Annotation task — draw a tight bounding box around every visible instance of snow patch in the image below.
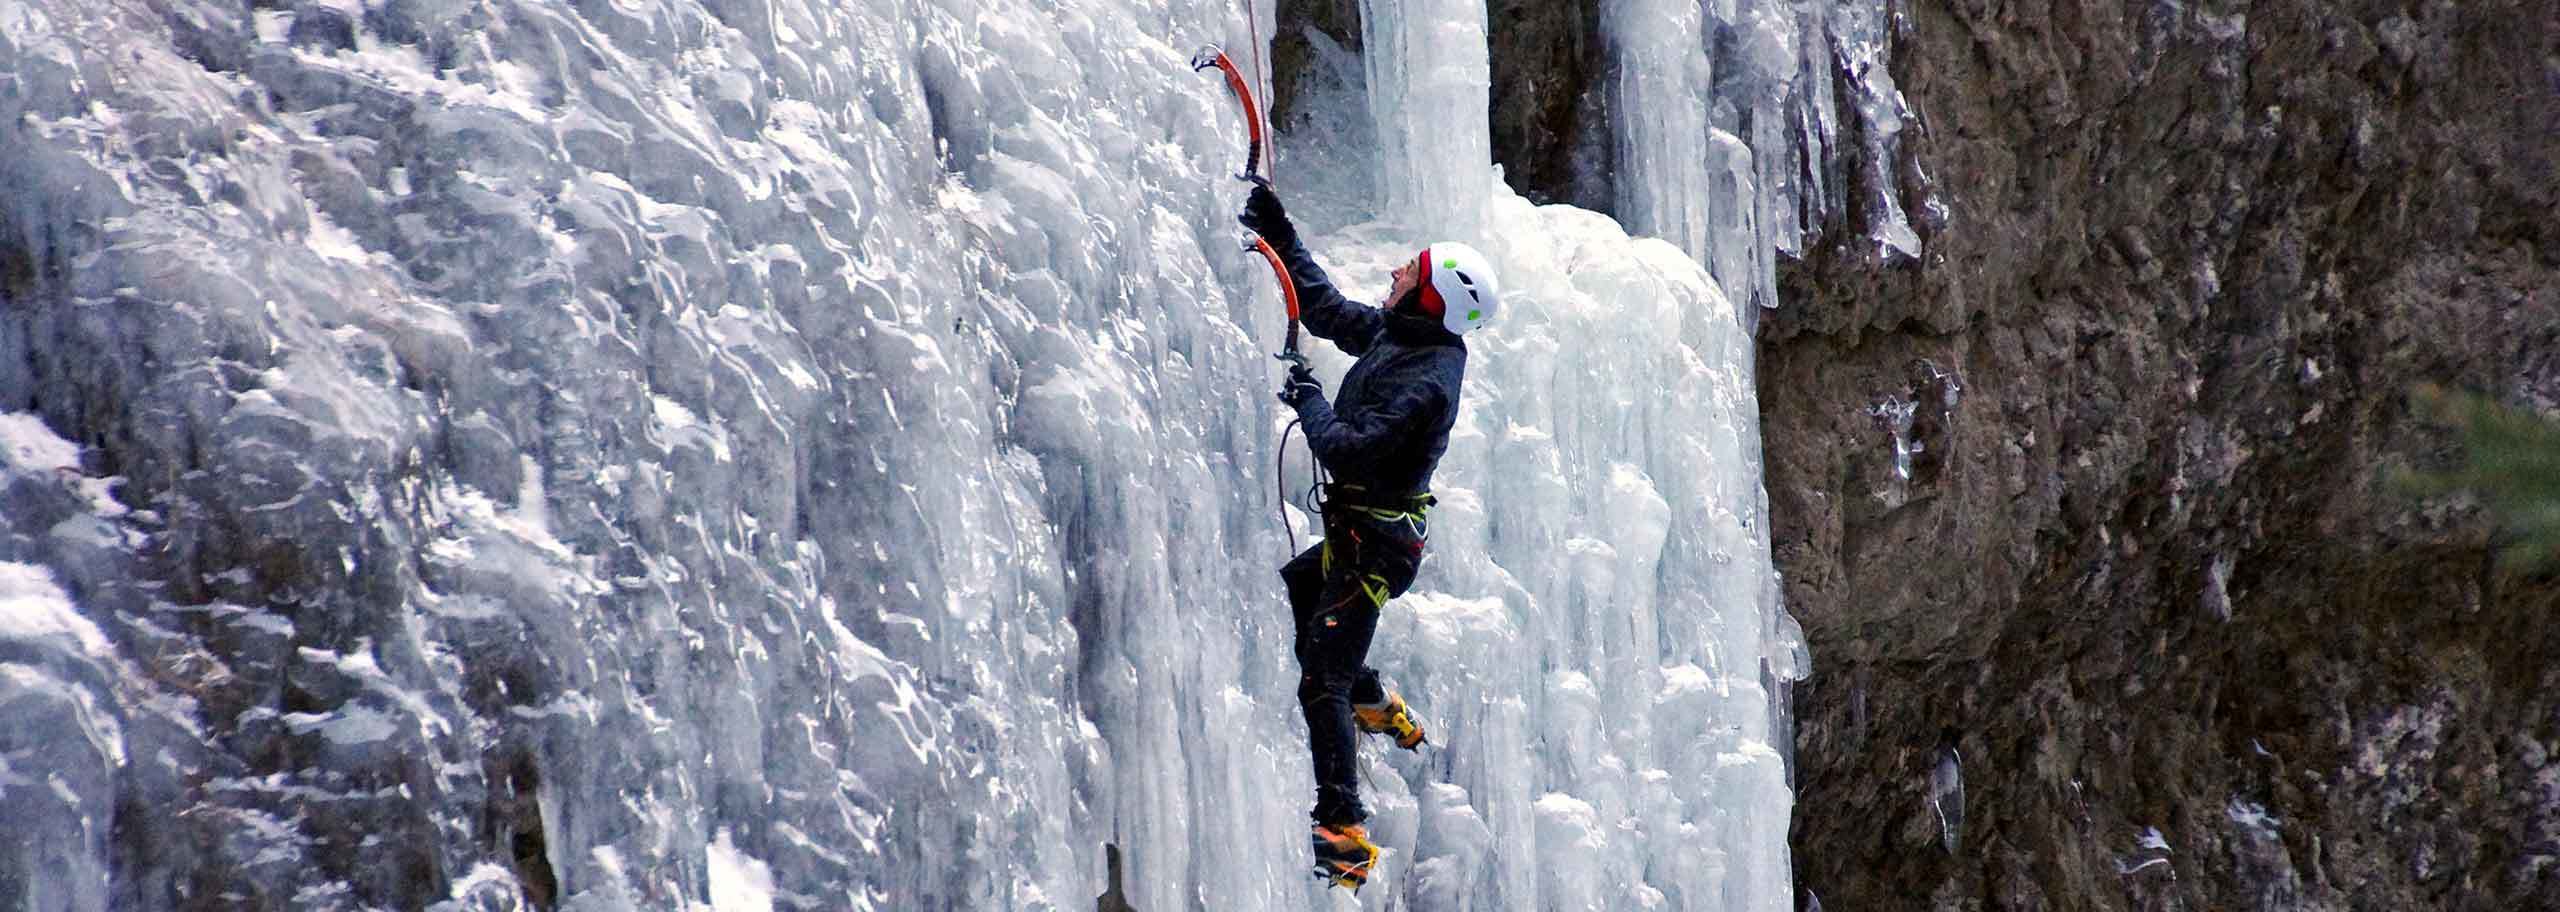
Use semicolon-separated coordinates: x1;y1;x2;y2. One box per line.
0;412;79;472
2226;799;2280;830
441;863;519;903
0;562;110;657
2137;826;2171;852
304;207;382;265
282;704;400;746
705;830;776;912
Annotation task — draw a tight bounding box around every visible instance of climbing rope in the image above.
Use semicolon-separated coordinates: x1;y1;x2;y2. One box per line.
1244;0;1274;181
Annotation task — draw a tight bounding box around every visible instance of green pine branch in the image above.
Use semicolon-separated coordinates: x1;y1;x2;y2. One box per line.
2402;384;2560;572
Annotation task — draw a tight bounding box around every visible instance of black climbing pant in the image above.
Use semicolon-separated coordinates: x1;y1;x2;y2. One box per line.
1280;495;1429;826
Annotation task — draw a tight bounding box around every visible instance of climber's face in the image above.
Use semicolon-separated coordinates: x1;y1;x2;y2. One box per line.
1386;256;1419;307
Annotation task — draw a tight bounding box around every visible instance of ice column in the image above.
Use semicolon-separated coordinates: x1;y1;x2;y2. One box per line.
1605;0;1772;322
1606;0;1714;260
1608;0;1787;328
1362;0;1494;239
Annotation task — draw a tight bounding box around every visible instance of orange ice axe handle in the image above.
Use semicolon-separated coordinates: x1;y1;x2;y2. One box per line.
1240;231;1300;355
1192;45;1269;183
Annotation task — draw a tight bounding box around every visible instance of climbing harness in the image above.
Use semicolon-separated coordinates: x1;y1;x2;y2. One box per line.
1313;483;1432;612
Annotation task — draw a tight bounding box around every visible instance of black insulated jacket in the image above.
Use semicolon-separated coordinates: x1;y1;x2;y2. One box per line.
1269;230;1469;499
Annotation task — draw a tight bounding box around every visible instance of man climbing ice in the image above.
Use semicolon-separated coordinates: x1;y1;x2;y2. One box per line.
1238;183;1501;890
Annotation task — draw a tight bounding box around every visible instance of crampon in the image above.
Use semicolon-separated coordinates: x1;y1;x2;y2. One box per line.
1310;822;1379;890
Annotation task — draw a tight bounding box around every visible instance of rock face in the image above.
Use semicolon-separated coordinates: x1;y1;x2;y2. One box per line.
1466;0;2560;907
1478;0;1610;212
1745;0;2560;909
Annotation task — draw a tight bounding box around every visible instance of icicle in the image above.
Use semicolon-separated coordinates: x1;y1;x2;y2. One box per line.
1360;0;1493;239
1605;0;1714;258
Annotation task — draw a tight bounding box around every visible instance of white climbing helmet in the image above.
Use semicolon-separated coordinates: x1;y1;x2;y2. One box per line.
1414;241;1500;335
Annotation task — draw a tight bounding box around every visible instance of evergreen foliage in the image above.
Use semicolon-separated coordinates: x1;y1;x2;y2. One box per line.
2403;385;2560;571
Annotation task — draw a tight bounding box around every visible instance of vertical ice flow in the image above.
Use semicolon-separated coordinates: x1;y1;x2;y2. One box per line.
1607;0;1714;267
0;0;1881;908
1362;0;1495;240
1329;1;1807;908
1830;0;1926;260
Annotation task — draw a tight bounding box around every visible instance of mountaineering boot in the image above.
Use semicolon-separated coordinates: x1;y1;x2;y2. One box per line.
1353;693;1426;750
1311;822;1380;890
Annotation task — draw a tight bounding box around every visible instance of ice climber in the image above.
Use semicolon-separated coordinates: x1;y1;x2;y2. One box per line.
1239;183;1502;890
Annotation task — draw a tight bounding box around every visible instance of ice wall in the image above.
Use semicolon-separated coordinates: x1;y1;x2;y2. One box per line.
2;0;1799;910
1321;1;1801;908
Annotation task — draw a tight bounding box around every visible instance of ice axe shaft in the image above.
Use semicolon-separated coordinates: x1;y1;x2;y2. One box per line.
1238;231;1300;355
1192;45;1270;184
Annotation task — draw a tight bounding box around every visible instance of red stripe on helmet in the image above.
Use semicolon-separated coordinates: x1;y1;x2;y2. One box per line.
1415;248;1445;317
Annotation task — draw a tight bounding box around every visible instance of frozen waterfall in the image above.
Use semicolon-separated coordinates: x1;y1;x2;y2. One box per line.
1609;0;1930;330
0;0;1902;908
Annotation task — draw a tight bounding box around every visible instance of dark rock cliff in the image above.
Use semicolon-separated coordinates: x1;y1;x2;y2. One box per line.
1761;0;2559;908
1440;0;2559;907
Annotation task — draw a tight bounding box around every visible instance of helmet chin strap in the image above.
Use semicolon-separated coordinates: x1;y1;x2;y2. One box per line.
1384;286;1425;316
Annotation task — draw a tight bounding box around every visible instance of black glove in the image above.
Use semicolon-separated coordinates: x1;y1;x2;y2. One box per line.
1238;182;1294;241
1276;351;1322;407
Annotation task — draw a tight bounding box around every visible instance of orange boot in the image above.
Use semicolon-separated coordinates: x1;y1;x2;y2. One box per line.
1353;693;1427;750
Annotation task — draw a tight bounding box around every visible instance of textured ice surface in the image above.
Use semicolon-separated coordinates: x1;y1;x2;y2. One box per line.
0;0;1821;909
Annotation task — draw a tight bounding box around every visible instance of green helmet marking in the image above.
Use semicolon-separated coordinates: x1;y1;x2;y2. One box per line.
1467;308;1482;321
1442;258;1458;268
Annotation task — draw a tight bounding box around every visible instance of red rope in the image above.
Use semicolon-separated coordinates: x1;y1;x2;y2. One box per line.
1244;0;1273;184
